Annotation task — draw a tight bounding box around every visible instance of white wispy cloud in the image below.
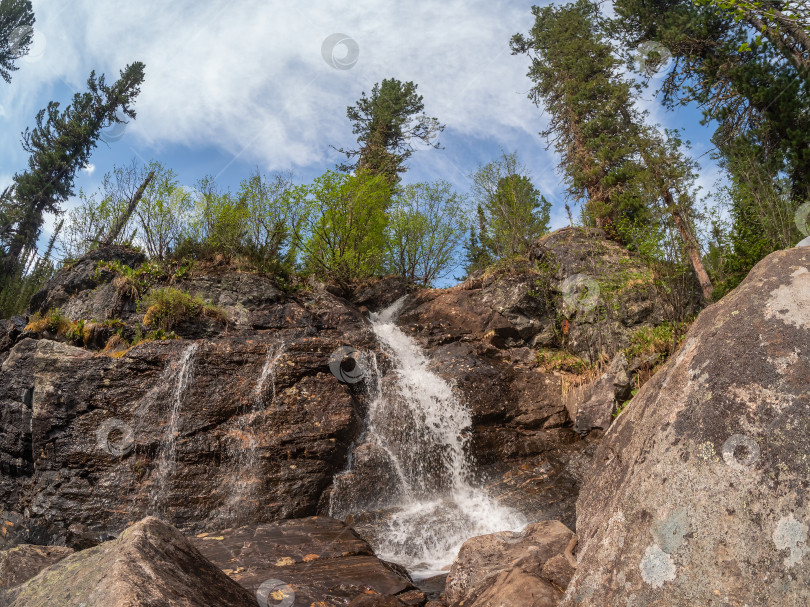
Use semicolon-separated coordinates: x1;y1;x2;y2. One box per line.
3;0;548;175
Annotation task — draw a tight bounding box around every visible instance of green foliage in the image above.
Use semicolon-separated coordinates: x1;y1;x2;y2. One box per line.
1;62;146;266
338;78;444;184
287;170;391;287
384;180;467;286
140;287;227;331
236;170;299;270
0;0;34;83
511;2;651;233
25;307;70;335
611;0;810;257
468;151;551;271
135;161;192;259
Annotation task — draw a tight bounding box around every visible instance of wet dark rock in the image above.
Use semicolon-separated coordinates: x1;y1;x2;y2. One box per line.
0;544;73;588
351;276;414;312
561;248;810;606
0;328;376;548
190;516;416;606
0;517;256;607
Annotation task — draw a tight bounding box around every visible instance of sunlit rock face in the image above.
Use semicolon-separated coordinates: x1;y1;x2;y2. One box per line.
561;247;810;606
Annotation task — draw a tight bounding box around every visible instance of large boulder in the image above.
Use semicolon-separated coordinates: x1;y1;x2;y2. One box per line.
28;245;146;317
0;517;257;607
0;544;73;588
444;520;576;607
190;517;417;606
561;248;810;605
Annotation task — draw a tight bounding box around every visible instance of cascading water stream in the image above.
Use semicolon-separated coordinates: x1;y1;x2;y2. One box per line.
215;340;286;524
331;297;526;578
150;341;199;513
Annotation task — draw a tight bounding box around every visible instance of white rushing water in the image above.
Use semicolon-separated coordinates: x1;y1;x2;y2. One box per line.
332;297;526;578
150;341;199;513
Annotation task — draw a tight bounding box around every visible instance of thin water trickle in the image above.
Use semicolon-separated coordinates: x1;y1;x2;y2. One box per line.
331;297;526;578
150;341;199;514
215;340;286;525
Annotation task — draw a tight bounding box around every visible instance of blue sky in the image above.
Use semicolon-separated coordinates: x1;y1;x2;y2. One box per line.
1;0;724;278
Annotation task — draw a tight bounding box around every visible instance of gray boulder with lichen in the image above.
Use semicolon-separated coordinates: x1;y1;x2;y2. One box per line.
561;247;810;606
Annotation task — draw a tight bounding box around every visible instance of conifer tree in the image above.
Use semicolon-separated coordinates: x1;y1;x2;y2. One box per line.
338;79;444;185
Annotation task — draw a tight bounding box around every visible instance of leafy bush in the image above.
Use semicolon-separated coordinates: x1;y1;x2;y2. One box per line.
287;170;391;287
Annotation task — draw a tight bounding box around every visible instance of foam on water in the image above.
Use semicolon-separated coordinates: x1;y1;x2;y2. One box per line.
334;297;526;578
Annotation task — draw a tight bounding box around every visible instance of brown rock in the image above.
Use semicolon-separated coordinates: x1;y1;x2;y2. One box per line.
444;520;574;606
561;248;810;605
191;517;415;606
0;517;256;607
564;352;630;434
0;544;73;588
348;593;408;607
463;566;562;607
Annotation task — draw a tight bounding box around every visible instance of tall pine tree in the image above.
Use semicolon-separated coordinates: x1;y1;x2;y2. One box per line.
512;0;714;297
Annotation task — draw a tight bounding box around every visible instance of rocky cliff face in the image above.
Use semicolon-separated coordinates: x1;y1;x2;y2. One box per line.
0;226;714;605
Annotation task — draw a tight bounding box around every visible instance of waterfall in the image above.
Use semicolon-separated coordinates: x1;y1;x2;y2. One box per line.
150;341;199;513
214;340;286;525
331;297;525;578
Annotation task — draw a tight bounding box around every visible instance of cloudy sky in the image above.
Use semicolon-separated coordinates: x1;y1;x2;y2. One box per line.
1;0;723;270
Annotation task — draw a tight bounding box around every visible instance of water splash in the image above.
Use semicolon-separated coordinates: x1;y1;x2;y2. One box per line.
150;341;199;513
331;297;525;578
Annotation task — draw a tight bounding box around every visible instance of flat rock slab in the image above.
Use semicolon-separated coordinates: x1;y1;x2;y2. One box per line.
0;517;256;607
562;248;810;605
191;516;415;606
0;544;73;588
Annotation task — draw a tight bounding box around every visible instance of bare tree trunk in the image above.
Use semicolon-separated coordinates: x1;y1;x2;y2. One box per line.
99;170;155;247
667;195;714;300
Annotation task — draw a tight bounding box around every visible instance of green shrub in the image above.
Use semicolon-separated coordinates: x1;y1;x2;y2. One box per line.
140;287;227;331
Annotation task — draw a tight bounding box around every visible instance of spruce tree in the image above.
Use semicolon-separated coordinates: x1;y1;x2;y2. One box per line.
512;0;714;297
0;0;34;83
1;62;146;268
